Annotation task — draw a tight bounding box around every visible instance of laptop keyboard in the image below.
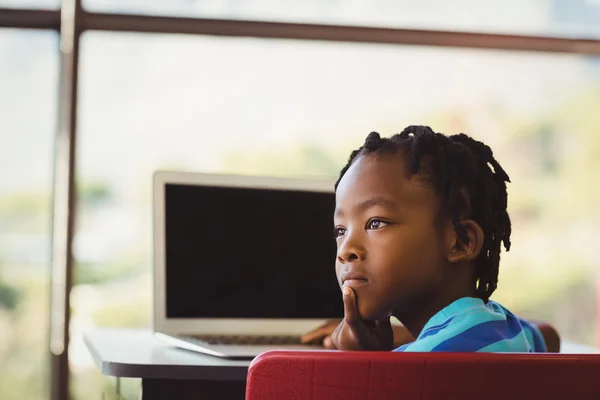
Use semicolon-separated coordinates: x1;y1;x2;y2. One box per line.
183;334;303;346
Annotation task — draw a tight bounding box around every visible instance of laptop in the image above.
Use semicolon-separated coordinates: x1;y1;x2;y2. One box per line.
153;171;343;359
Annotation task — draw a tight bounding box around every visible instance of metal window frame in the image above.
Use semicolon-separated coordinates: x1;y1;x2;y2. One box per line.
1;4;600;400
3;7;600;53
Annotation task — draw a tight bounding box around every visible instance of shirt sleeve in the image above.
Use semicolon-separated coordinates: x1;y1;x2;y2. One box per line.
519;318;548;352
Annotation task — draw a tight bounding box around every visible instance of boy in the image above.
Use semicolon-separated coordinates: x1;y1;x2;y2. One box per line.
303;125;550;352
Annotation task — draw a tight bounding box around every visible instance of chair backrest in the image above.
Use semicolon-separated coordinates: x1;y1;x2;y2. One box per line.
246;351;600;400
535;321;561;352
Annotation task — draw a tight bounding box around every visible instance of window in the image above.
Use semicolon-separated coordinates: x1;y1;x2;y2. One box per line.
82;0;600;39
0;28;58;400
0;0;59;9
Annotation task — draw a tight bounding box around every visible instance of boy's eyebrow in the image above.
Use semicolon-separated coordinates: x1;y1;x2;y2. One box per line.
356;197;398;213
335;197;397;218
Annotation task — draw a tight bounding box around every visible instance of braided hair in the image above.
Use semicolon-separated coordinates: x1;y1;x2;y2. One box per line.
335;125;511;302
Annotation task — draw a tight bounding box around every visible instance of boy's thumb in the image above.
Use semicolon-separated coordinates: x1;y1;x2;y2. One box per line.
342;287;359;326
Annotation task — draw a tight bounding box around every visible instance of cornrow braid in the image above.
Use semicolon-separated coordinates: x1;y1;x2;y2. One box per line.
335;125;512;302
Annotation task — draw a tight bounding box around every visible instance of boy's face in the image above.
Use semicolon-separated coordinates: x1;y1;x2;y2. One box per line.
334;152;452;322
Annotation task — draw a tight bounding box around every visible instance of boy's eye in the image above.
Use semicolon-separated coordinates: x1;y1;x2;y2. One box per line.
334;227;346;237
367;219;388;230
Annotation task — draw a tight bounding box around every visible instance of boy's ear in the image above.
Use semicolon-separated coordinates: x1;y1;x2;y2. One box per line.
447;220;484;264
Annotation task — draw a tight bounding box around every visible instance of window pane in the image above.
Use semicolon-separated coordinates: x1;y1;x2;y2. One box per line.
0;28;58;400
83;0;600;39
72;31;600;397
0;0;59;9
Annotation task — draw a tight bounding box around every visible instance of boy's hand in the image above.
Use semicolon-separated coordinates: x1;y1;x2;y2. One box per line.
331;287;394;351
301;319;341;349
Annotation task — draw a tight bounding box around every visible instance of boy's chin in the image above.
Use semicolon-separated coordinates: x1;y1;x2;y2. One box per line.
358;304;391;322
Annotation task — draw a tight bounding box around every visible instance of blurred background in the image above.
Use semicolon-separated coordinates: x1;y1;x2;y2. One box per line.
1;0;600;399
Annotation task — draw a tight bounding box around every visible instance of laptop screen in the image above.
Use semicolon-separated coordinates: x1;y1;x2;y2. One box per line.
165;182;343;319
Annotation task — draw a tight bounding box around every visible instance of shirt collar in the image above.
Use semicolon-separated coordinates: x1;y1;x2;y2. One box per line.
417;297;485;339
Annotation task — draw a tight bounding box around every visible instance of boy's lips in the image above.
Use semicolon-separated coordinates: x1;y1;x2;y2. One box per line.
341;272;369;288
343;279;369;288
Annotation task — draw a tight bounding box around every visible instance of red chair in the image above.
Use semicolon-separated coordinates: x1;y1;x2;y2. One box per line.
246;350;600;400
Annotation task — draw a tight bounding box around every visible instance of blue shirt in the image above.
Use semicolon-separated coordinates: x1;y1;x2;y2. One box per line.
394;297;547;353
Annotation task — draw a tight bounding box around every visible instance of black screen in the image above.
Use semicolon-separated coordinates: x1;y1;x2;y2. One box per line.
165;183;343;319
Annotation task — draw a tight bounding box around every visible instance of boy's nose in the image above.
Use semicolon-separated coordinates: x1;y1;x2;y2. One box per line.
337;236;366;263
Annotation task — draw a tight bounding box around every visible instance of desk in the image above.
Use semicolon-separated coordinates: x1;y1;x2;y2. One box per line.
84;328;600;400
84;329;250;400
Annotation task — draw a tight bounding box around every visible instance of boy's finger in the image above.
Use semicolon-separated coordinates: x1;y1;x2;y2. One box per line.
342;287;362;328
376;317;394;346
300;328;326;344
376;317;392;331
330;323;342;349
300;320;341;344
